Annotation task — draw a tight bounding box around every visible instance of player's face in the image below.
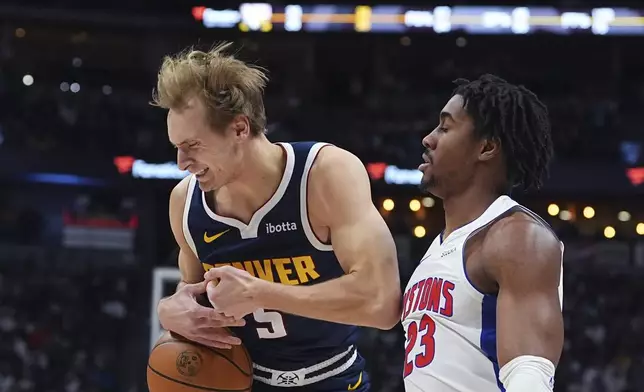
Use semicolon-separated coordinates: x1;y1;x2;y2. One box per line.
419;95;481;198
168;98;249;192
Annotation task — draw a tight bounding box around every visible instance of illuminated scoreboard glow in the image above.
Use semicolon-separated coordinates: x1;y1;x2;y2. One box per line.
191;4;644;35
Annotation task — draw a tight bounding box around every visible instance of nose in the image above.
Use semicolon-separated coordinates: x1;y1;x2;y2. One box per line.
177;149;191;171
422;130;437;151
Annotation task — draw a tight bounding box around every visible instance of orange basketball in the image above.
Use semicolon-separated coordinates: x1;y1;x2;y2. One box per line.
147;331;252;392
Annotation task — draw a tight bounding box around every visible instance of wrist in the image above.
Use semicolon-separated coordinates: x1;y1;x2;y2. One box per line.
251;278;277;309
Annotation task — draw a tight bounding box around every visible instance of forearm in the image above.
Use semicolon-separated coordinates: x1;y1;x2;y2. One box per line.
256;272;400;329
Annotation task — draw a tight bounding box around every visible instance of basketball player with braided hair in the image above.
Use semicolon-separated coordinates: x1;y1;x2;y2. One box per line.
153;42;401;391
402;74;563;392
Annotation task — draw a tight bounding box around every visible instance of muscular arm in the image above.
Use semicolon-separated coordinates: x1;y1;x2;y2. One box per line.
482;215;563;390
168;176;205;288
256;146;401;329
159;176;244;346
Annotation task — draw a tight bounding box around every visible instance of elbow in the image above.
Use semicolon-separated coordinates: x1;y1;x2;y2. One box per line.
365;289;402;330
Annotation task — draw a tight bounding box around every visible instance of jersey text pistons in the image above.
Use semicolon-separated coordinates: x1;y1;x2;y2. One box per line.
402;277;455;321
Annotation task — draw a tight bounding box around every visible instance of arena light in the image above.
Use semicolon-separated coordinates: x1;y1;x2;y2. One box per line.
354;5;372;32
193;5;640;37
421;197;435;208
414;226;426;238
113;156;189;179
70;83;80;93
583;206;595;219
409;199;421;212
60;82;70;92
284;5;302;31
365;162;423;185
384;165;422;185
22;74;33;86
559;210;572;221
636;223;644;235
603;226;616;239
102;85;113;95
382;198;395;211
131;160;188;179
547;203;559;216
626;167;644;186
24;173;105;186
618;211;631;222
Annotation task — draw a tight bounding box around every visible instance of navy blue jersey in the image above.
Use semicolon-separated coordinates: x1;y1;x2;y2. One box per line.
182;142;366;389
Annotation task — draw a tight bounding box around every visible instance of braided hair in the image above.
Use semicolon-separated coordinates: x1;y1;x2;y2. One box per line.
452;74;553;191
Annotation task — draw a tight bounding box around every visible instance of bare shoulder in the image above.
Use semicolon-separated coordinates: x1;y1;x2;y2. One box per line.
307;145;372;222
481;211;561;285
309;144;367;181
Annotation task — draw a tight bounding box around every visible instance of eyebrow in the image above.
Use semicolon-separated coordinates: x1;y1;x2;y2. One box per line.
439;111;455;122
171;139;197;148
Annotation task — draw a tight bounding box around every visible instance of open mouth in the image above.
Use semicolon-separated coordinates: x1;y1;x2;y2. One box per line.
195;168;209;178
418;153;431;172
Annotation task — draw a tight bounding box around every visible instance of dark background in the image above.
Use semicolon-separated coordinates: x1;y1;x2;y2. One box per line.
1;1;643;391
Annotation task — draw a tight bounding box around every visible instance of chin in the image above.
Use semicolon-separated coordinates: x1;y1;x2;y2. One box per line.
419;173;433;193
197;178;216;192
419;176;440;198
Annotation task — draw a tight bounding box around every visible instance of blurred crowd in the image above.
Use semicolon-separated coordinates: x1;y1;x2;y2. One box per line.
0;267;139;392
1;31;643;168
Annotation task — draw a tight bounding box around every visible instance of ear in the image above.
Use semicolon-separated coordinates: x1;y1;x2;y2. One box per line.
479;137;501;162
231;115;251;140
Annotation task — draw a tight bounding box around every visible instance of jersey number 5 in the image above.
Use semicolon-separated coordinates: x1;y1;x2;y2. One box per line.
253;309;287;339
403;314;436;377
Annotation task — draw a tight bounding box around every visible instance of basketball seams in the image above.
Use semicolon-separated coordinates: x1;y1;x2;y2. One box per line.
201;345;252;377
147;365;250;392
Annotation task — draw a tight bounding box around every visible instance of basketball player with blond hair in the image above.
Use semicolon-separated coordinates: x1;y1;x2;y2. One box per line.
402;75;564;392
154;42;401;391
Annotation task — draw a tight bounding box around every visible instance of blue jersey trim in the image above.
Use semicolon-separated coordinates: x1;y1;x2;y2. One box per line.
481;294;505;391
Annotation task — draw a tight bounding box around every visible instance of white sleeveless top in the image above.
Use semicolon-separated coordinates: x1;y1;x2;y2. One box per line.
401;195;564;392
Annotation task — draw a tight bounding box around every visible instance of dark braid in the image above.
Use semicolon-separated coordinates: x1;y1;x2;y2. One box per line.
452;74;553;191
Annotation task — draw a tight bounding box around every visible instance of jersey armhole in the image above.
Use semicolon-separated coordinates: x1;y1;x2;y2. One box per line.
300;143;334;252
461;227;492;298
462;205;564;299
461;206;520;298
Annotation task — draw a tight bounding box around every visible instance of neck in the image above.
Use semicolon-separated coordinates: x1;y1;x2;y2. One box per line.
222;136;285;213
441;186;501;241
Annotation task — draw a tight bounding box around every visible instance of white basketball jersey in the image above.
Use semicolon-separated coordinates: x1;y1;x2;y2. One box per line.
401;195;564;392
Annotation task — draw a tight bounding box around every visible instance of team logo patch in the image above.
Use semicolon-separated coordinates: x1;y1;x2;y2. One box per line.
276;371;300;385
176;350;203;377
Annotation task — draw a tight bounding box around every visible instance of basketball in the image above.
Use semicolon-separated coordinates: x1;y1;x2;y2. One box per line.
147;331;252;392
